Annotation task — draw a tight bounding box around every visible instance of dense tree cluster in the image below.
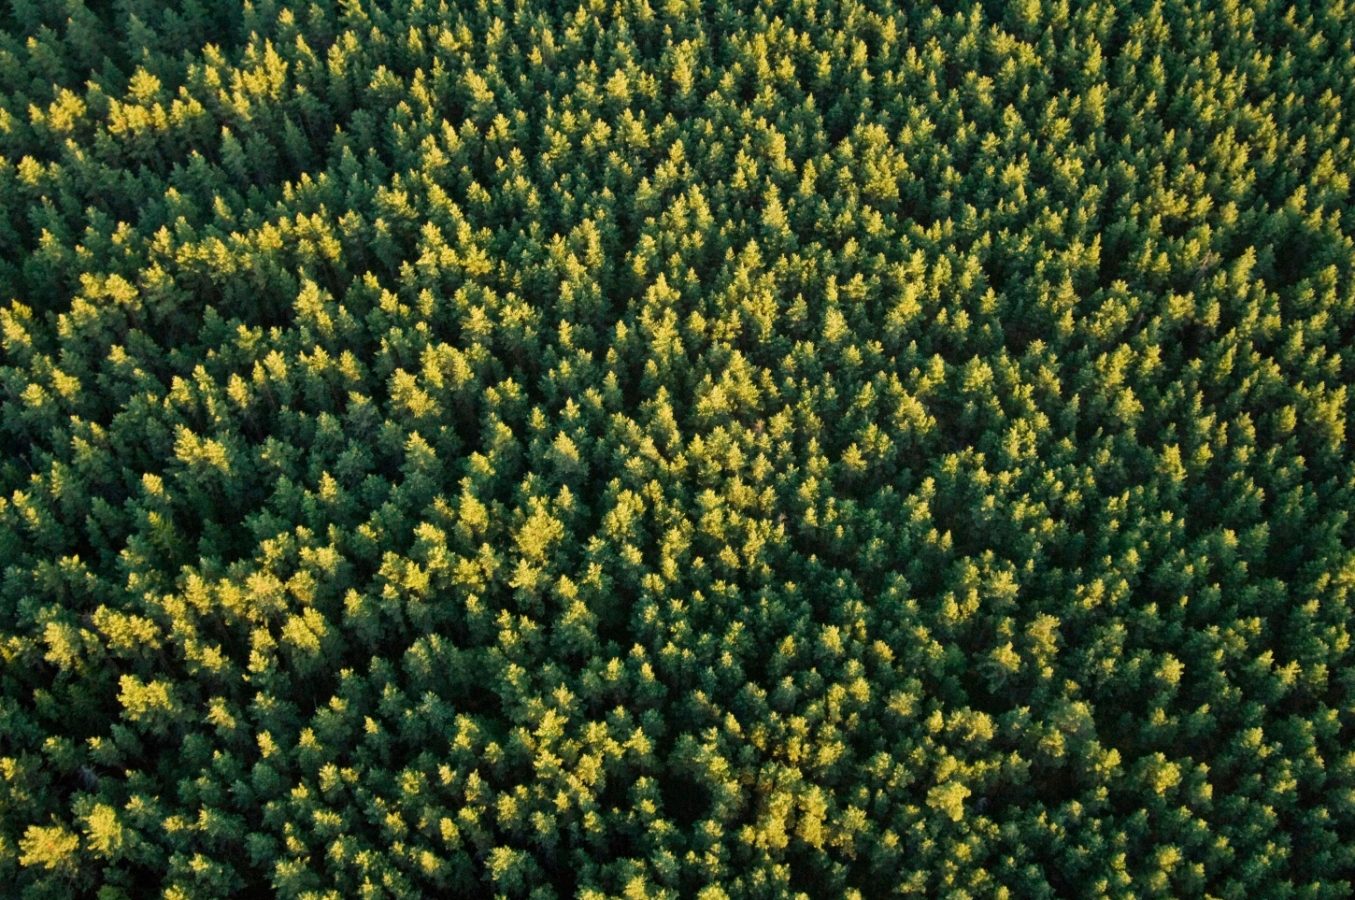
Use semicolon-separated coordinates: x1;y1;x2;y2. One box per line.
1;0;1353;895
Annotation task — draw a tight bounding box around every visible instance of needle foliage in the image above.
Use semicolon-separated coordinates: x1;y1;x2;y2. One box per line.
1;0;1353;896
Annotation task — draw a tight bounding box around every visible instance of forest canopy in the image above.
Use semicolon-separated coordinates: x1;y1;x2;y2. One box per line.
1;0;1354;896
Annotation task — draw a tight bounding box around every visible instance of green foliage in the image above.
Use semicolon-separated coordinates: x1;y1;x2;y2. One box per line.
1;0;1354;896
